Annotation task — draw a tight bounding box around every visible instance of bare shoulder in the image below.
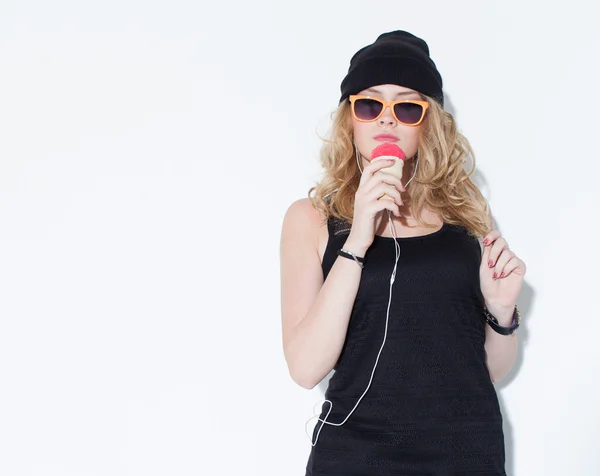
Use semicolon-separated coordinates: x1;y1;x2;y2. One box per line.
281;197;329;264
283;197;324;227
283;197;327;237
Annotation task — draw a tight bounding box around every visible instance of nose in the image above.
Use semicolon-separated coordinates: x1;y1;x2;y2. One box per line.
378;105;397;126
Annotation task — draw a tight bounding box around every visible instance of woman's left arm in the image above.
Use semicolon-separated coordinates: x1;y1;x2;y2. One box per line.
479;229;527;383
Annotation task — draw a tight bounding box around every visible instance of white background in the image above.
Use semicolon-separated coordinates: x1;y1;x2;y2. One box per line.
1;1;599;475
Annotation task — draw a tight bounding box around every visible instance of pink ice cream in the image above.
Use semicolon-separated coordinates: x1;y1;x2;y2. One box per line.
370;143;406;200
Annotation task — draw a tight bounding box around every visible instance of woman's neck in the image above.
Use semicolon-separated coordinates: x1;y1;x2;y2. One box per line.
378;203;442;233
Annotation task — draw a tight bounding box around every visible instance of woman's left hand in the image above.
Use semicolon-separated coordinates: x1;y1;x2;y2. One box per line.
480;229;527;320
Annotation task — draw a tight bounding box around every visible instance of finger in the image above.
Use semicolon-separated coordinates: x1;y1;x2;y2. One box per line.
369;183;403;206
497;256;525;279
481;241;490;264
482;229;502;246
487;238;508;268
366;160;407;190
359;159;397;186
376;169;407;192
493;250;516;279
364;169;406;194
371;197;401;217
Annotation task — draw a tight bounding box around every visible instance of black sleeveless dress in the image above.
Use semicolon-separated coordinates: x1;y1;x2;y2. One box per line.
305;217;506;476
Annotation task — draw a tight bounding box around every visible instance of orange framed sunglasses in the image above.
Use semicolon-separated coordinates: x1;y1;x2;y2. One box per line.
349;95;430;126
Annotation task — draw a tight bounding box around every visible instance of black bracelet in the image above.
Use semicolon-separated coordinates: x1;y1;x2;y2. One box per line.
483;305;521;335
337;248;365;269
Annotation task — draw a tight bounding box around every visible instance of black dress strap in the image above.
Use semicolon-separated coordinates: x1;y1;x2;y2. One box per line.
327;215;352;238
322;215;352;280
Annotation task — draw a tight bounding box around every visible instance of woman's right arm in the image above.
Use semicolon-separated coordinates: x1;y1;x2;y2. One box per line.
280;198;368;389
280;161;405;389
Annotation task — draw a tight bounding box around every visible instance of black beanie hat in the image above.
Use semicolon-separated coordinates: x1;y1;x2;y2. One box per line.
339;30;444;107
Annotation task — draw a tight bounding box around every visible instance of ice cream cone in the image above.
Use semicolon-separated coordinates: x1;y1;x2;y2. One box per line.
370;144;406;200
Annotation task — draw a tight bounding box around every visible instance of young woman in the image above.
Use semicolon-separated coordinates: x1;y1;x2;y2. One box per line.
280;30;526;475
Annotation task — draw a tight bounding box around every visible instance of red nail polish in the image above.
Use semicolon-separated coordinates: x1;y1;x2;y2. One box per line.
500;272;505;278
492;272;498;279
483;239;489;245
488;260;493;268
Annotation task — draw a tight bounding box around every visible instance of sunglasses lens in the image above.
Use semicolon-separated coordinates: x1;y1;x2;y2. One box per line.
394;102;424;125
353;98;383;121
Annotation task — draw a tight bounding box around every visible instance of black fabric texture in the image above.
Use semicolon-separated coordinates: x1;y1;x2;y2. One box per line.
305;217;506;476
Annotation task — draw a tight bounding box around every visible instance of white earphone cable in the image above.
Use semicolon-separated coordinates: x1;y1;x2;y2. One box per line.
305;145;417;446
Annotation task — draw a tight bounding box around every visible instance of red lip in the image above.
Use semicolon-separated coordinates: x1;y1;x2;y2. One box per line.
374;134;399;142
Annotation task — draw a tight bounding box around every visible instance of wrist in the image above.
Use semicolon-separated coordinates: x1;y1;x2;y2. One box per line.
342;238;369;257
483;304;521;336
484;302;515;326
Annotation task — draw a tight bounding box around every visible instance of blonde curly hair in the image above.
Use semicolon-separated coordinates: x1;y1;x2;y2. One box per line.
308;95;492;238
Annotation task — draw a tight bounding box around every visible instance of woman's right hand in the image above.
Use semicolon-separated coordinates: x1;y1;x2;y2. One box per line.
345;158;405;254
